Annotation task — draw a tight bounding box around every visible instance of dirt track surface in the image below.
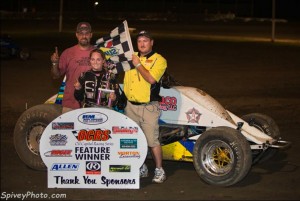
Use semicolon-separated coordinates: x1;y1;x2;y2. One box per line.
1;20;300;200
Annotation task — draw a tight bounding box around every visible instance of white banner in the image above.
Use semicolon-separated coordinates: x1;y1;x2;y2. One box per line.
40;107;148;189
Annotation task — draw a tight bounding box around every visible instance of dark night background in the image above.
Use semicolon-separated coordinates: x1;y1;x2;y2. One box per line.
1;0;300;22
1;1;300;200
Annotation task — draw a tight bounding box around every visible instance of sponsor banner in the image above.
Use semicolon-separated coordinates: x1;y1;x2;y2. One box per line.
40;108;147;189
77;112;108;125
120;139;137;149
52;122;74;130
51;163;80;171
49;134;68;146
109;165;131;172
159;96;177;111
112;126;138;134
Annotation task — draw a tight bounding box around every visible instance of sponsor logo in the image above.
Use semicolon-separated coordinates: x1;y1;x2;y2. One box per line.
86;161;101;175
75;141;114;146
101;40;120;58
51;163;79;171
103;47;119;57
72;129;111;141
44;149;72;157
112;126;138;134
145;59;153;63
118;151;141;159
109;165;131;172
78;112;108;125
49;134;67;146
120;139;137;149
159;96;177;111
186;107;202;123
52;122;74;130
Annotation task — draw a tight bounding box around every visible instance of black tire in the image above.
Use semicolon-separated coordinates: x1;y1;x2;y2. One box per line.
241;113;280;164
193;127;252;186
14;104;62;170
19;48;31;60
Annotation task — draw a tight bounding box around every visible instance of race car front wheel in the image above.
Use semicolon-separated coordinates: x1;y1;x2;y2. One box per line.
13;104;62;170
193;126;252;186
241;113;280;164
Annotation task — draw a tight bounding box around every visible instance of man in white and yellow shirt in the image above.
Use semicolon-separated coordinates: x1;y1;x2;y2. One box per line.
124;30;167;183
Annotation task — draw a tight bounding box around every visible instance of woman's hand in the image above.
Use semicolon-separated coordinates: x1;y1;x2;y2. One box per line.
109;92;116;101
74;79;82;90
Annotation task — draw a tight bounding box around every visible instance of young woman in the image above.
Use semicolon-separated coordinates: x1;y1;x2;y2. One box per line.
74;48;118;108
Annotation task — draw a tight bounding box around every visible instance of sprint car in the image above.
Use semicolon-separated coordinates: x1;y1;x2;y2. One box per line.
13;73;291;187
0;34;31;60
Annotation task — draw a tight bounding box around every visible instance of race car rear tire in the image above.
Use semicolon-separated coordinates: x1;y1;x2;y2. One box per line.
13;104;62;170
241;113;280;164
193;126;252;186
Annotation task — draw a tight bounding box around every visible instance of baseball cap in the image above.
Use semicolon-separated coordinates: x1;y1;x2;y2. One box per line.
137;30;153;40
76;22;92;33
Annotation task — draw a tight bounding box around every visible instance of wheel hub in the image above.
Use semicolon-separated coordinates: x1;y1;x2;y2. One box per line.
26;123;46;155
202;140;234;176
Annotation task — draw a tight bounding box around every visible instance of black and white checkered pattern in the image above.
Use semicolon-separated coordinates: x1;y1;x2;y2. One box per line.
95;20;135;74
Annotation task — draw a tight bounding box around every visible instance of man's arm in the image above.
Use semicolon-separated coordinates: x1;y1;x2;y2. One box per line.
135;64;157;84
51;63;61;79
132;54;156;84
50;46;61;79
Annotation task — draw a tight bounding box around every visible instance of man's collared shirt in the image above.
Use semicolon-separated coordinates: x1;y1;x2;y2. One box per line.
124;51;167;103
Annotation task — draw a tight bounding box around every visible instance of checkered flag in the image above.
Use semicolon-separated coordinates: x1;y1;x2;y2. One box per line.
95;20;135;74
